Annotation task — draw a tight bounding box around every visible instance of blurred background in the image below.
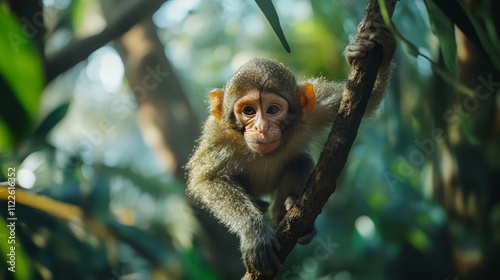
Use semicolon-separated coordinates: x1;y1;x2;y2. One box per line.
0;0;499;279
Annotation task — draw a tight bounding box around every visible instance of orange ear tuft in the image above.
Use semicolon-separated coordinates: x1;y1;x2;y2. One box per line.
298;82;316;114
209;88;224;120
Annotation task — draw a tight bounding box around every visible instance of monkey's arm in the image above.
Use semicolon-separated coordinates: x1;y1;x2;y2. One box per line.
272;154;317;245
187;174;263;233
186;146;282;274
305;25;395;129
187;174;281;274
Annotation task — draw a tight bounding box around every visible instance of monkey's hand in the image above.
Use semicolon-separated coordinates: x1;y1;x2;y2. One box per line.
241;224;281;275
285;196;317;245
345;20;396;66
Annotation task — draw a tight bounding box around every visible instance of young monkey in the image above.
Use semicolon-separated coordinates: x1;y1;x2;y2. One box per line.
186;21;395;276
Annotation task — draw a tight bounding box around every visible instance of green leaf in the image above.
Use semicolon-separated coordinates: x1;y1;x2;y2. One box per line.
34;103;70;139
0;75;30;153
72;0;108;37
0;8;44;116
424;0;458;77
401;41;420;58
72;0;85;30
462;1;500;72
0;8;44;150
255;0;291;53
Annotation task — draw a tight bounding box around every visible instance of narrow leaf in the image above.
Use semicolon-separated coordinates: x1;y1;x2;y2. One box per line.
424;0;458;77
0;8;44;151
0;9;44;117
34;103;70;139
255;0;291;53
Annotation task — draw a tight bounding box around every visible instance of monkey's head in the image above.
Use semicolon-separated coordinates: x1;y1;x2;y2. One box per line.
209;58;316;154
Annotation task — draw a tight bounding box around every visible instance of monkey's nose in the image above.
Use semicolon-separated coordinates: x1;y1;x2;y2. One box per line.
254;119;270;133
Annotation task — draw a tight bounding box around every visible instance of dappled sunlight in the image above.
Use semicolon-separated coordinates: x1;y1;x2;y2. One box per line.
355;215;376;239
86;47;124;92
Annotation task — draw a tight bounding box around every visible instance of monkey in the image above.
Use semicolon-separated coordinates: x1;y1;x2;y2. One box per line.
185;21;395;275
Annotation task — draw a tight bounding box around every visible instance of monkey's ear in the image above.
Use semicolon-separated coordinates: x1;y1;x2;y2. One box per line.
209;88;224;120
298;82;316;114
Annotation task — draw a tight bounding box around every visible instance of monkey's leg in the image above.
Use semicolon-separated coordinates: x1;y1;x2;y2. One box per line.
272;154;317;244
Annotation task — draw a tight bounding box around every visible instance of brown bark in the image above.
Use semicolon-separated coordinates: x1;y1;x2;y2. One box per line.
243;0;398;279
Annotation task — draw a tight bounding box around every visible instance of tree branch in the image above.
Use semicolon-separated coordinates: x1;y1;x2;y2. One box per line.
44;0;167;83
243;0;398;279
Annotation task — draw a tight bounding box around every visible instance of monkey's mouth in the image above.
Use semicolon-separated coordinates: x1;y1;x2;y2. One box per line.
246;139;280;154
246;139;277;144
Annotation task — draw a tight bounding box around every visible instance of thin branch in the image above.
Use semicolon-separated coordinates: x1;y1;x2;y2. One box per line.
243;0;398;279
44;0;167;83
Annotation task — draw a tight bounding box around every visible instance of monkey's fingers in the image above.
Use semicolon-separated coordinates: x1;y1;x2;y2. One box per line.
369;33;396;62
297;226;317;245
246;248;281;275
363;21;396;62
345;43;373;65
284;195;298;211
261;248;282;274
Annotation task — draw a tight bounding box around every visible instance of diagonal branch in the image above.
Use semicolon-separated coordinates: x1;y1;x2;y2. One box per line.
44;0;168;83
243;0;398;279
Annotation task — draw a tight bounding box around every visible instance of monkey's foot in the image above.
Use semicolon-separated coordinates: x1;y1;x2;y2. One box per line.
298;226;317;245
345;21;396;66
345;41;373;65
284;195;298;211
284;195;318;244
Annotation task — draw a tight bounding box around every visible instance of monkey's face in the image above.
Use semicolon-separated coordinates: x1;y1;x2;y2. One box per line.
208;69;316;154
233;90;289;154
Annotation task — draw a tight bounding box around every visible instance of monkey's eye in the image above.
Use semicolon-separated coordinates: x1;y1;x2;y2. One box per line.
266;105;280;115
242;106;256;116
